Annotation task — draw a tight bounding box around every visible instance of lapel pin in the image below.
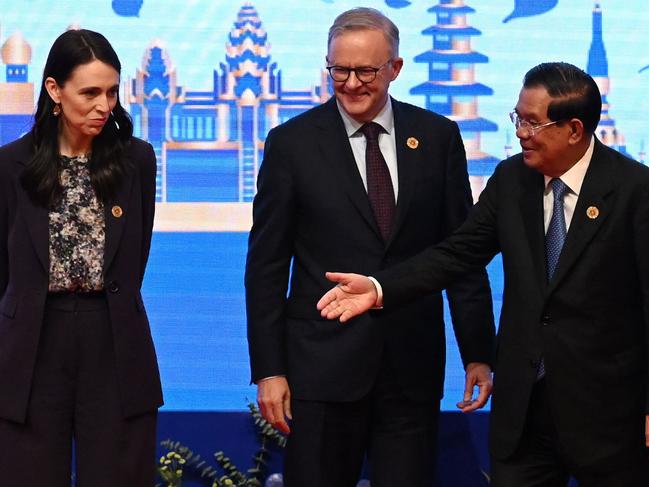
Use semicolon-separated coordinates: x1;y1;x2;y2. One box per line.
111;205;123;218
406;137;419;149
586;206;599;219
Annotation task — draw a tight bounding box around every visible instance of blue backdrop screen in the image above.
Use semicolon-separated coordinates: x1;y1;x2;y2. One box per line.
1;0;647;411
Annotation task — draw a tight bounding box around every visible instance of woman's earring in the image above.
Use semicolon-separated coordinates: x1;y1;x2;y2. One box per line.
111;111;120;130
52;104;62;116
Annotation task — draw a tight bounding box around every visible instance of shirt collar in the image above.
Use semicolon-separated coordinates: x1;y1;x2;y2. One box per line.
336;97;394;138
544;136;595;196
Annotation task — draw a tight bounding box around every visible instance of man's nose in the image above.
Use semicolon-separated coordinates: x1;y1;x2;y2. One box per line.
515;126;531;139
344;70;363;89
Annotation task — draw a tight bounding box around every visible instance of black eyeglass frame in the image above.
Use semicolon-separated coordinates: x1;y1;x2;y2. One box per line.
325;59;394;84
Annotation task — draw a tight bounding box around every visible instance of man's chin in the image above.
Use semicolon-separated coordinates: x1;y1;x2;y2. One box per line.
339;102;371;122
522;150;536;165
522;155;540;171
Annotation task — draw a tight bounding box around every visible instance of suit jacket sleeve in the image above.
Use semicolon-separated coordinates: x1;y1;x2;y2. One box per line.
245;127;295;383
439;124;496;367
139;141;157;287
376;159;502;316
635;184;649;411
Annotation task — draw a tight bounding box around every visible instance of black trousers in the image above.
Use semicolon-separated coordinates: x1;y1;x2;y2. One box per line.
0;293;157;487
284;356;440;487
491;379;649;487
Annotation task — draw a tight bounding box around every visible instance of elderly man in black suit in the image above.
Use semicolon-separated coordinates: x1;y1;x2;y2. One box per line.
245;7;495;487
318;62;649;487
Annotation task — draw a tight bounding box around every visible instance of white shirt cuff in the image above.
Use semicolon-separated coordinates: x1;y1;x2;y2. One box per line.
367;276;384;308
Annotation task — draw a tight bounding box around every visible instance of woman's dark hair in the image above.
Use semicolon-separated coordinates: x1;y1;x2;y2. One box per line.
523;62;601;134
22;29;134;207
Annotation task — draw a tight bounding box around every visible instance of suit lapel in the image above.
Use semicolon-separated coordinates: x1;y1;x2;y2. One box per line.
314;98;382;239
11;136;49;273
387;99;418;248
103;160;134;272
546;141;613;296
17;186;49;273
519;166;547;292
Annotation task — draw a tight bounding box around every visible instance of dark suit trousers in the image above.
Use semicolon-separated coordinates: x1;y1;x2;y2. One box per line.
0;293;157;487
491;379;649;487
284;355;439;487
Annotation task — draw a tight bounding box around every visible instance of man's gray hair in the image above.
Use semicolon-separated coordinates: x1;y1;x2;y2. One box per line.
328;7;399;57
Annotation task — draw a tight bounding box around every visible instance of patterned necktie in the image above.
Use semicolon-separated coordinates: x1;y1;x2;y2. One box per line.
545;178;570;280
360;122;395;241
538;177;570;380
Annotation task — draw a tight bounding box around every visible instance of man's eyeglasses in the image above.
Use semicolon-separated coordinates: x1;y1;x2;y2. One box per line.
509;111;561;137
326;59;393;83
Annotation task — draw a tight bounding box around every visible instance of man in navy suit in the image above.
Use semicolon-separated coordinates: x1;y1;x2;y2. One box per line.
318;62;649;486
245;7;495;487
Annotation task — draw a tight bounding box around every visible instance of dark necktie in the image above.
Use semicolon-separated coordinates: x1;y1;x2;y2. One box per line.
545;178;570;280
360;122;395;241
538;177;570;379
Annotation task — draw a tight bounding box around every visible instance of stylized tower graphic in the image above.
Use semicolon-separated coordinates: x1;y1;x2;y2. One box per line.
127;3;328;205
129;40;177;200
587;2;628;156
220;2;275;201
411;0;498;200
0;31;34;144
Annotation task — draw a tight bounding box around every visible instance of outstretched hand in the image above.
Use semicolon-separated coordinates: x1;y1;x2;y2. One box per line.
316;272;378;323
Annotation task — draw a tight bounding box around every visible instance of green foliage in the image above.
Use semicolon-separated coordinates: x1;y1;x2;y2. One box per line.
156;402;286;487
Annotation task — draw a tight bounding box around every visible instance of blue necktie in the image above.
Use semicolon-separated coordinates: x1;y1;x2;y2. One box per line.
545;178;570;280
538;178;570;379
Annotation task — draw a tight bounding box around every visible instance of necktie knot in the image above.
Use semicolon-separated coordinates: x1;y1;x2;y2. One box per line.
360;122;383;141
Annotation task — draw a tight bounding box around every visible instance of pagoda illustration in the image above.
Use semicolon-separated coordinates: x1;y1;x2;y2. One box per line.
586;2;629;156
127;3;330;203
0;31;34;145
410;0;498;199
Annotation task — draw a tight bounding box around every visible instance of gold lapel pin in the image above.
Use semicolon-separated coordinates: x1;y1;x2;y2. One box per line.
406;137;419;149
111;205;123;218
586;206;599;219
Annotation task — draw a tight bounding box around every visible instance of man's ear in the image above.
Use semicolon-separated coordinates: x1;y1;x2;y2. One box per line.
390;57;404;81
44;77;61;104
567;118;585;144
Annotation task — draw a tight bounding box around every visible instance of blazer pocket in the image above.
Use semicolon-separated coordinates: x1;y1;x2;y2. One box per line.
0;294;17;319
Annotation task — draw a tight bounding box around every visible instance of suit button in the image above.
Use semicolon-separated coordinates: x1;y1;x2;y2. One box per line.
541;314;550;326
107;281;120;293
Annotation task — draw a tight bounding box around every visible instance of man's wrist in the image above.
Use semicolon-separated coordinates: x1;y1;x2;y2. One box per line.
255;375;286;385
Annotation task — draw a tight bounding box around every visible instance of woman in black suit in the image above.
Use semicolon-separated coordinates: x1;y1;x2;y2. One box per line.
0;29;162;486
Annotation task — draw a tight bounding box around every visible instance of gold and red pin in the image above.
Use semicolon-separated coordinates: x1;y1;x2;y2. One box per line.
586;206;599;219
406;137;419;149
111;205;123;218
